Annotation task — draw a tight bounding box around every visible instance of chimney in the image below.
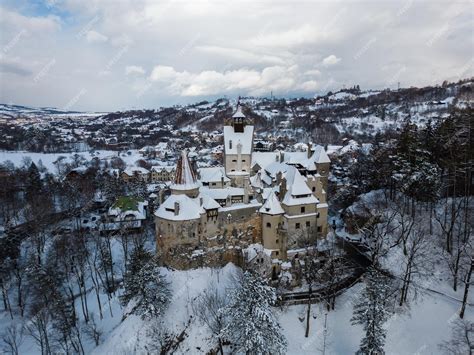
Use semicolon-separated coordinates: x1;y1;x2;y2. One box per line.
279;177;287;202
307;142;312;159
276;171;282;184
174;201;180;216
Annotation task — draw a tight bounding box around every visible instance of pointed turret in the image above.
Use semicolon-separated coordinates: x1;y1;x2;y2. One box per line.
259;191;285;215
170;150;200;197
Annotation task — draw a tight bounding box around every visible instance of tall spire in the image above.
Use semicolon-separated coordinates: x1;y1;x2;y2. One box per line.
171;150;199;194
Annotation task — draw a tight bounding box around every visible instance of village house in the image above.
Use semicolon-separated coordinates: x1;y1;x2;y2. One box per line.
150;165;175;182
120;166;150;183
100;196;148;232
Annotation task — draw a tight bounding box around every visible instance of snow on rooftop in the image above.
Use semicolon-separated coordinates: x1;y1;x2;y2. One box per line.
199;166;230;183
171;150;199;191
200;186;244;200
259;190;285;215
251;151;280;170
154;194;203;221
123;166;149;176
232;105;246;118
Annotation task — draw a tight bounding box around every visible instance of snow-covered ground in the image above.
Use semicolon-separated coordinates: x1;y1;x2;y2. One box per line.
92;264;473;354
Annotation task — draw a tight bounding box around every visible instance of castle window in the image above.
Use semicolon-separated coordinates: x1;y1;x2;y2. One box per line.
317;226;322;232
301;206;305;213
306;221;310;227
232;159;237;162
296;223;300;229
266;222;271;228
242;159;246;162
312;186;316;192
276;239;279;244
229;140;233;149
316;212;320;218
275;251;279;256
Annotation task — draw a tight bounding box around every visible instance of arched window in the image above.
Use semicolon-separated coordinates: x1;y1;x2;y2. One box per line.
266;222;271;228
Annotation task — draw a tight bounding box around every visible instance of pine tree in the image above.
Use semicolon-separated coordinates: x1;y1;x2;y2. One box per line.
351;269;392;355
120;246;171;320
220;271;287;354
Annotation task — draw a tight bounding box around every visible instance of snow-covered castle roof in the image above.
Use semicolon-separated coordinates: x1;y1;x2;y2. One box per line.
259;191;285;215
171;150;199;191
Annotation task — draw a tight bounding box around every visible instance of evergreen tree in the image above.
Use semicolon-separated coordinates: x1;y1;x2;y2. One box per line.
351;269;392;355
220;271;287;354
120;246;171;320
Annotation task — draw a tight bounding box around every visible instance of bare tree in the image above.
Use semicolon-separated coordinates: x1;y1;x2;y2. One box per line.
398;225;431;306
460;253;473;319
1;323;24;355
26;309;52;355
439;318;474;355
192;282;228;354
82;313;103;346
358;209;399;265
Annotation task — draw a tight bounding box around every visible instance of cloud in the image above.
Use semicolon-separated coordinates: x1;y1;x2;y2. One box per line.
85;30;108;43
304;69;322;77
322;55;341;67
150;65;183;82
149;64;314;96
0;0;472;110
196;45;286;65
250;24;330;48
125;65;145;76
0;57;33;76
298;80;319;92
0;7;60;33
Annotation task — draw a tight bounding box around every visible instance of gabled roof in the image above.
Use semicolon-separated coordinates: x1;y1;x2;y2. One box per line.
250;172;264;189
310;145;331;164
151;165;175;172
282;165;319;206
259;191;284;215
201;195;221;210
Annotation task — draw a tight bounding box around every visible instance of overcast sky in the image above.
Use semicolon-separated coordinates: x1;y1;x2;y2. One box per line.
0;0;472;111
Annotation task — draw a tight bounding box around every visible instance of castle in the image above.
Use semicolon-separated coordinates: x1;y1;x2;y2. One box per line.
154;105;329;269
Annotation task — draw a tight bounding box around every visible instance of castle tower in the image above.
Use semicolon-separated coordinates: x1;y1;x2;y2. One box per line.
170;150;200;198
224;104;254;187
259;191;285;259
